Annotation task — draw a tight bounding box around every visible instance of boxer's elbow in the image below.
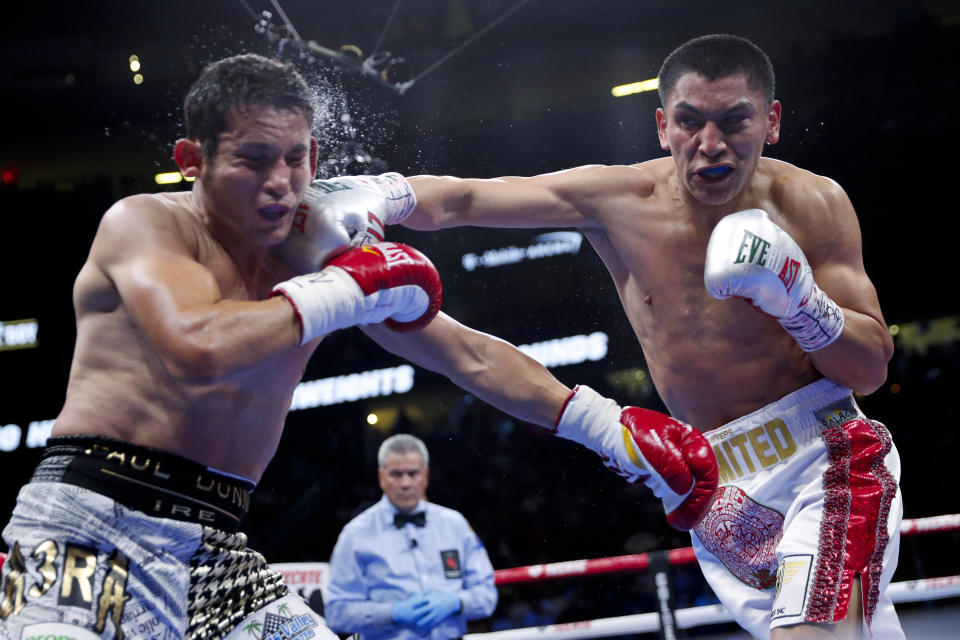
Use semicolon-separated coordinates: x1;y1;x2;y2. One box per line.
827;330;893;396
851;362;889;396
160;334;231;384
857;326;894;394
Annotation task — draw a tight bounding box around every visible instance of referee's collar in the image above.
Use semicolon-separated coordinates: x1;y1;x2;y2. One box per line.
379;494;427;527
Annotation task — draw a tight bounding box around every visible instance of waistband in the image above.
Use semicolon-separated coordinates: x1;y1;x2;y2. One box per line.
702;378;862;484
33;435;255;532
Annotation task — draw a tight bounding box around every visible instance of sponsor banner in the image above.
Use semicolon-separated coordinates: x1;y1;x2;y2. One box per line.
461;232;583;272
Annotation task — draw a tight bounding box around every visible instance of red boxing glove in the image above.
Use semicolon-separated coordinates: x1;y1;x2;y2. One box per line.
272;242;442;343
555;385;718;530
619;406;718;530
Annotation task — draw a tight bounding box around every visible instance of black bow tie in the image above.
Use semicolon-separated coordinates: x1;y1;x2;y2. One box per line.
394;511;426;528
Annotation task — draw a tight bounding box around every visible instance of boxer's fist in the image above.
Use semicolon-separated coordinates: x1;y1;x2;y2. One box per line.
279;185;376;274
554;385;717;530
271;242;442;344
704;209;813;317
279;173;417;274
620;406;717;530
314;173;416;226
704;209;844;351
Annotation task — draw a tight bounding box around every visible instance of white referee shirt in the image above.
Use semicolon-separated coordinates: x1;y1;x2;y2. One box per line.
325;495;497;640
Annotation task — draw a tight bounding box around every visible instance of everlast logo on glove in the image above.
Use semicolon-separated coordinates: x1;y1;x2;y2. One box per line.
735;230;771;266
370;243;417;268
440;550;462;579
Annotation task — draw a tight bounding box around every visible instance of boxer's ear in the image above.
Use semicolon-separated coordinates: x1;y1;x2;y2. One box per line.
656;108;670;151
174;139;203;179
764;100;782;145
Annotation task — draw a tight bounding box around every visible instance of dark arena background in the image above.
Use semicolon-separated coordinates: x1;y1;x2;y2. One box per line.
2;1;959;637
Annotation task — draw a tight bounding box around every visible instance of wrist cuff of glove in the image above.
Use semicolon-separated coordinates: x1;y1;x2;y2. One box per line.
779;282;845;352
554;385;649;483
271;267;367;345
375;172;417;224
554;385;620;447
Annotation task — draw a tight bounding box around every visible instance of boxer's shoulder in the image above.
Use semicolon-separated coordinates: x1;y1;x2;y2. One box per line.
763;158;840;200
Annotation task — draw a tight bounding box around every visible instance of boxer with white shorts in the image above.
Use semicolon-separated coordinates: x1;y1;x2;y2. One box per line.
346;33;905;638
692;379;902;639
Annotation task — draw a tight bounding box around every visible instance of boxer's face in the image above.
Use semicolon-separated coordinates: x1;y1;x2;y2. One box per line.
379;452;429;514
656;72;780;207
198;105;317;246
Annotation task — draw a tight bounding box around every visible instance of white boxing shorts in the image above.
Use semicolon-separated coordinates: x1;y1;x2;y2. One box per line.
690;378;904;639
0;436;337;640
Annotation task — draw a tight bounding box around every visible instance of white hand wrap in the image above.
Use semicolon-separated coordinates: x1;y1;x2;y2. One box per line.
704;209;844;352
272;268;368;344
272;269;428;344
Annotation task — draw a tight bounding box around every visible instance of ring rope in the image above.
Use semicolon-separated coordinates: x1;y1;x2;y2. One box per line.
494;514;959;585
463;575;960;640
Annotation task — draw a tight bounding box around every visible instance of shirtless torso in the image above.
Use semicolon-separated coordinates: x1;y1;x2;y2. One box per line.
409;155;888;431
54;190;315;481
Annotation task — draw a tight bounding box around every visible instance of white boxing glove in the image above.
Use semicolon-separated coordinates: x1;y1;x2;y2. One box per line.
704;209;844;352
279;173;417;274
314;172;417;226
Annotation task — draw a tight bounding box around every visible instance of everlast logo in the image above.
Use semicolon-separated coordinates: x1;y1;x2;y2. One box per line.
710;418;798;483
735;230;771;266
291;206;308;234
310;180;352;194
778;257;802;293
378;243;416;267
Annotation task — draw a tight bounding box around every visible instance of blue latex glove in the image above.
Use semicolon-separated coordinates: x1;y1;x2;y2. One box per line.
391;592;432;628
413;589;462;630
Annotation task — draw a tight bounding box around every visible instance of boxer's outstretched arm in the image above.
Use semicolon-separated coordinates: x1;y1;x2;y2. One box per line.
362;313;571;429
404;165;650;231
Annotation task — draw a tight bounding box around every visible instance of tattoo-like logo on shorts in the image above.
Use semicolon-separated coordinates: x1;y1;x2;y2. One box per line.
441;550;462;579
694;485;784;590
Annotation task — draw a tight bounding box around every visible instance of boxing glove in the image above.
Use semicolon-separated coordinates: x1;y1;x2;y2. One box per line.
554;385;717;530
704;208;844;352
271;242;442;344
279;189;371;274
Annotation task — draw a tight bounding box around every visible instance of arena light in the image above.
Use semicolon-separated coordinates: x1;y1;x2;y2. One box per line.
612;77;659;98
155;172;182;185
154;172;193;185
0;318;39;351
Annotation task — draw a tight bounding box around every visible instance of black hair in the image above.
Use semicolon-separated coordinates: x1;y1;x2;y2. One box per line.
183;53;316;159
658;34;775;105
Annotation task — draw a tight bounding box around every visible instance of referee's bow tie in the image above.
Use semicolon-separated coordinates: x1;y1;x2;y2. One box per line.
394;511;426;528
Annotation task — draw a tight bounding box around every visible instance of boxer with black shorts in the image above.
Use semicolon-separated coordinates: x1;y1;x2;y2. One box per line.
0;54;447;639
